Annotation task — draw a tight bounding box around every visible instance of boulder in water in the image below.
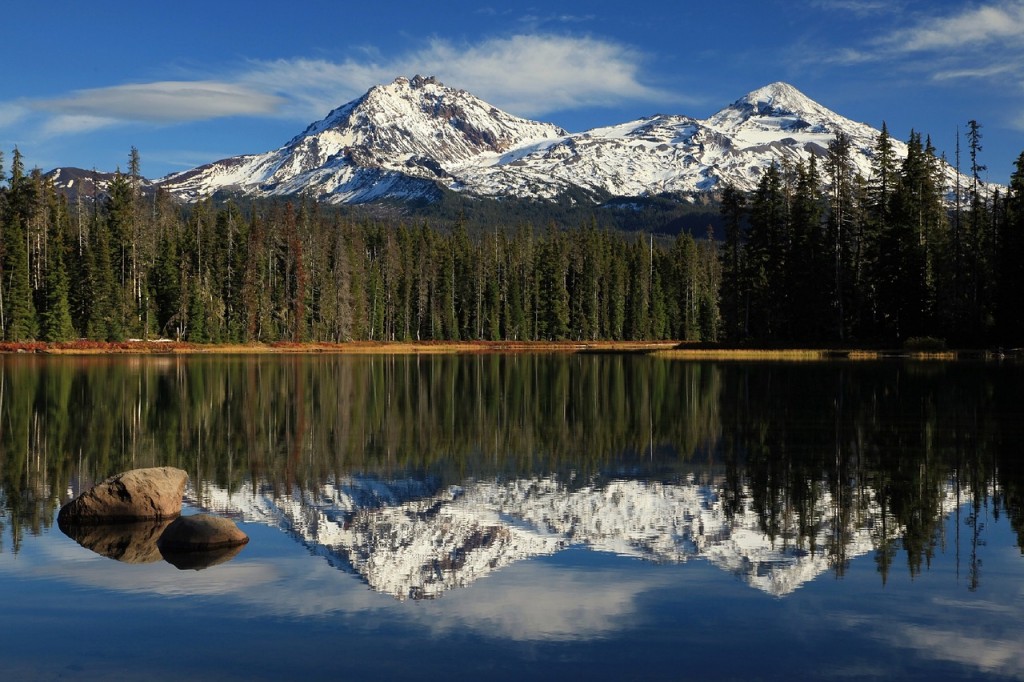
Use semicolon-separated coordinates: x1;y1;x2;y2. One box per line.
57;467;189;524
157;513;249;552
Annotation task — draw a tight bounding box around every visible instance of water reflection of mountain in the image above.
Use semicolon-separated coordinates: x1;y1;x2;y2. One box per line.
191;474;964;599
2;354;1021;588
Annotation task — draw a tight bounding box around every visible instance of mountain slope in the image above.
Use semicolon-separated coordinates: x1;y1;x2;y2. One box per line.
51;77;970;204
158;74;567;203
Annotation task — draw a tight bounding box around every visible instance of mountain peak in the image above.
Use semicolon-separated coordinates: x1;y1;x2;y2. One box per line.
720;81;835;123
705;80;855;138
741;81;814;111
126;76;968;205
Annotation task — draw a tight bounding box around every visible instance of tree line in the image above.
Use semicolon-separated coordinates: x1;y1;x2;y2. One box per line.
1;123;1022;346
0;147;720;344
719;122;1024;347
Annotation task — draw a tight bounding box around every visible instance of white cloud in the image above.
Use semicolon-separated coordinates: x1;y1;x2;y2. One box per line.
0;102;29;129
809;0;892;16
409;34;670;116
7;33;673;139
932;63;1021;81
877;2;1024;53
240;34;673;121
36;81;285;128
822;1;1024;93
40;114;122;136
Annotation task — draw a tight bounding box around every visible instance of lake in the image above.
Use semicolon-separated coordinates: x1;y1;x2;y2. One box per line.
0;353;1022;680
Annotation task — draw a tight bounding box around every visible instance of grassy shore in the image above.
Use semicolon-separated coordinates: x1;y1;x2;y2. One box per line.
0;339;1012;360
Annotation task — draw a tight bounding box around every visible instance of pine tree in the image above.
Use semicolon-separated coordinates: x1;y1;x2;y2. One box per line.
3;149;38;341
718;183;747;341
997;152;1024;344
41;200;75;342
826;131;859;341
85;212;119;340
746;164;787;340
538;223;569;340
787;157;828;341
878;131;930;340
964;120;991;342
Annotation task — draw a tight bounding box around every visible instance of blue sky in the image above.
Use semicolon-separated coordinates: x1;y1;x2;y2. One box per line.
2;0;1022;183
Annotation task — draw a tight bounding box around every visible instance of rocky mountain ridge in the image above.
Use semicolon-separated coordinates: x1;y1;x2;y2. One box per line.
49;77;970;205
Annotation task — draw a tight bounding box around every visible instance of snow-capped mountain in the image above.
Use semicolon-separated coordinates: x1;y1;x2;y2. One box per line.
158;75;566;203
50;77;967;204
189;473;965;600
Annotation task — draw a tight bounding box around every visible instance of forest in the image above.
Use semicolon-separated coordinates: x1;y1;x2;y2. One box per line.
0;122;1022;347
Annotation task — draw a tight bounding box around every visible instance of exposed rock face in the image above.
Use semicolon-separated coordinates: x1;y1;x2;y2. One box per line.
57;467;189;524
157;514;249;551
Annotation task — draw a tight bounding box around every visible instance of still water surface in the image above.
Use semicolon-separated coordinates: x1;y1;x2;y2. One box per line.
0;354;1022;680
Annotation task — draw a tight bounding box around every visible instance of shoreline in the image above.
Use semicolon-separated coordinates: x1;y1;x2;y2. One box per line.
0;340;1016;360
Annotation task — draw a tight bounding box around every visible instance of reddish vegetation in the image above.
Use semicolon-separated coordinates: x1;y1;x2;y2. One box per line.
0;340;196;354
0;340;681;355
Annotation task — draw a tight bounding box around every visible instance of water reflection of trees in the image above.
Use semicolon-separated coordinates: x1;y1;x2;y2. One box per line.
719;361;1024;583
0;354;1021;585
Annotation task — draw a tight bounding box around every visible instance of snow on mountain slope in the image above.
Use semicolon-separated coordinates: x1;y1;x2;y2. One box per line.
158;75;567;202
52;77;971;204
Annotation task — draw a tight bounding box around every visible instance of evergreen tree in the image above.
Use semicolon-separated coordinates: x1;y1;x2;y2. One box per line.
2;149;38;340
964;120;992;342
537;223;569;340
84;213;119;340
41;199;75;342
745;164;787;340
787;157;828;341
718;183;747;341
877;131;930;340
997;152;1024;344
826;131;859;341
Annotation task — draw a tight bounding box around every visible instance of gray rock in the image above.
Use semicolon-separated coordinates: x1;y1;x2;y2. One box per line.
157;514;249;551
57;467;189;524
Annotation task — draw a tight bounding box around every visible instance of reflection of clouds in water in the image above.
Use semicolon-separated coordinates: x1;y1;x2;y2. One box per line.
2;532;668;641
834;590;1024;679
892;627;1024;678
412;563;673;641
2;533;280;598
930;594;1024;616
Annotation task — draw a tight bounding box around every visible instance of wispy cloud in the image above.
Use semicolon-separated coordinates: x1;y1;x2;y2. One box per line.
242;34;673;119
5;34;672;138
876;1;1024;52
827;1;1024;69
0;102;29;129
808;0;892;16
34;81;285;134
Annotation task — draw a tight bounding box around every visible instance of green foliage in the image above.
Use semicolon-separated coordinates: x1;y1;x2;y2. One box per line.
2;133;1024;347
41;213;75;342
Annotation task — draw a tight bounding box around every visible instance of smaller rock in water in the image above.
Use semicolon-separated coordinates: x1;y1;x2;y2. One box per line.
57;467;189;524
157;514;249;552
